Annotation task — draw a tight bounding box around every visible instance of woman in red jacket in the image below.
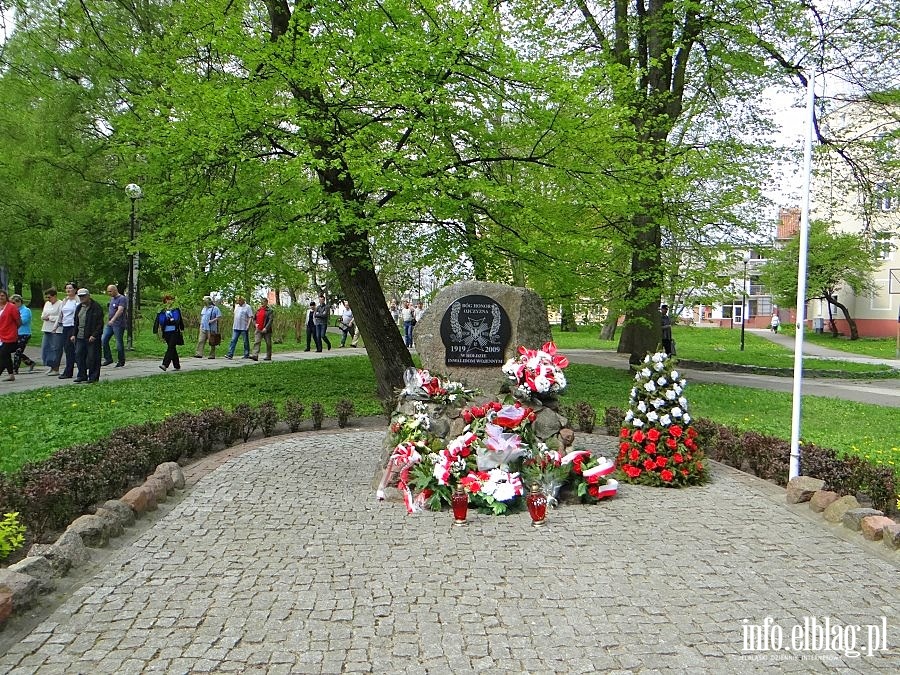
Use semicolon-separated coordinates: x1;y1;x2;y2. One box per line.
0;290;22;381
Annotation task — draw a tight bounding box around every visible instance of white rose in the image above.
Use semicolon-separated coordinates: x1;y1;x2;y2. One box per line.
660;415;672;426
678;396;688;407
671;407;682;418
624;410;634;421
671;370;679;380
652;353;664;363
654;362;665;372
630;388;638;399
644;382;657;393
647;411;659;422
683;413;692;424
665;389;677;400
652;398;665;409
657;377;667;386
673;385;682;395
679;379;687;386
632;418;644;427
637;401;647;413
641;368;651;378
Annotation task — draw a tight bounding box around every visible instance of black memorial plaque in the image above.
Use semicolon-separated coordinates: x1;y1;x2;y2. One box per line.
440;295;511;367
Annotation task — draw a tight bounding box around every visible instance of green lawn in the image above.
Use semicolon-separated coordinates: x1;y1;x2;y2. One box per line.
550;325;896;374
780;326;899;359
0;356;381;473
1;358;897;484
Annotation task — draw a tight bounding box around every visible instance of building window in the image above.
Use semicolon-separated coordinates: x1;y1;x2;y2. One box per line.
722;305;734;319
873;231;894;260
876;183;897;212
751;298;773;316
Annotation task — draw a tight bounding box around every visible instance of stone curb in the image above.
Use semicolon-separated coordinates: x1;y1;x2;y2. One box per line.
0;462;184;627
785;478;900;555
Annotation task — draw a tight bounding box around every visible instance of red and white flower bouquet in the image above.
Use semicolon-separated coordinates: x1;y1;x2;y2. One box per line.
501;342;569;401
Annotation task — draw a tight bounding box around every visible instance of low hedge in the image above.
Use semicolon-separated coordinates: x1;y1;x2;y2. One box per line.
604;407;897;514
0;401;294;544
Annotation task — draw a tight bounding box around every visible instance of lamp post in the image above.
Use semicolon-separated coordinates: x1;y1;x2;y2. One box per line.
740;250;751;351
125;183;143;350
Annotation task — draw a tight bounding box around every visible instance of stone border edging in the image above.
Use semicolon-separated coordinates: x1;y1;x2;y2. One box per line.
679;359;899;379
0;462;185;626
786;476;900;554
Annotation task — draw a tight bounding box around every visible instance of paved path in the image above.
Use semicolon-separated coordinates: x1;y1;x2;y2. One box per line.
0;431;897;673
564;350;900;408
751;329;900;368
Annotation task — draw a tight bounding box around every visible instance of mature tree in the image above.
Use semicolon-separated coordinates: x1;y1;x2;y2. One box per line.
758;220;882;339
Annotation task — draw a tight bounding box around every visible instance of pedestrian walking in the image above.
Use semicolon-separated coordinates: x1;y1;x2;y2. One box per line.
304;301;318;351
40;288;64;375
101;284;128;368
195;296;222;358
770;313;781;333
313;295;331;352
153;295;185;372
251;298;274;361
72;288;104;383
225;295;253;359
338;300;359;347
10;294;37;374
0;290;21;382
401;299;414;348
57;283;80;379
660;304;674;356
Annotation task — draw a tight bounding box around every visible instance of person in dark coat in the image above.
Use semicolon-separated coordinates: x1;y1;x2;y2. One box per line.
72;288;105;383
153;295;186;372
304;301;318;352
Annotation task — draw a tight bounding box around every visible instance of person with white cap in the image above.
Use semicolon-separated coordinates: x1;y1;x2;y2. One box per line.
71;288;104;383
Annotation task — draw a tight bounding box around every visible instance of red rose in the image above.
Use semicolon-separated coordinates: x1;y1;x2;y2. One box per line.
673;453;683;464
620;428;630;439
624;465;642;478
696;462;703;471
629;448;640;461
460;447;470;457
647;428;660;442
660;469;674;482
687;427;698;439
619;441;631;453
645;442;656;455
681;469;689;477
587;473;600;485
684;439;697;451
643;459;656;471
670;425;683;438
655;456;667;468
462;410;473;423
588;485;600;497
528;412;537;422
665;437;677;450
632;430;645;444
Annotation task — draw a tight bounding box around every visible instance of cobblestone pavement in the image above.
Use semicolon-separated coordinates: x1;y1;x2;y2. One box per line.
1;432;898;674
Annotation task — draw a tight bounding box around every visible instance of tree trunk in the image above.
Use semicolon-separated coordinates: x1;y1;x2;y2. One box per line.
617;215;663;364
830;297;859;340
323;228;413;405
29;281;45;308
560;303;578;332
600;312;619;341
826;297;838;336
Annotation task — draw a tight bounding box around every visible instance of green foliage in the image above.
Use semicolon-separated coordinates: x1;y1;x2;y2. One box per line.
758;220;881;316
310;403;325;431
335;399;355;429
257;401;279;438
0;512;26;561
284;399;305;433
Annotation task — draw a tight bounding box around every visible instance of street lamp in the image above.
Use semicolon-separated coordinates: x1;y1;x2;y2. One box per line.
740;250;751;351
125;183;143;350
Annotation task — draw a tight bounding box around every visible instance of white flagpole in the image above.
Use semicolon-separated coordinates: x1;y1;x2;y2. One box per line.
789;68;816;480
